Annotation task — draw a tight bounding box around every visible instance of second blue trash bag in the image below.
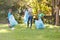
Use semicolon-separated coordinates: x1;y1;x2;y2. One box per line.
24;10;29;24
35;18;44;29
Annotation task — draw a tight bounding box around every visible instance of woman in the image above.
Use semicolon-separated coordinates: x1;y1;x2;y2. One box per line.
35;10;45;29
8;8;18;30
27;6;33;28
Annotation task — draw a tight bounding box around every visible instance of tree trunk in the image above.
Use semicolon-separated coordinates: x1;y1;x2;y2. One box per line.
52;0;54;15
54;0;60;26
55;6;59;26
55;12;59;26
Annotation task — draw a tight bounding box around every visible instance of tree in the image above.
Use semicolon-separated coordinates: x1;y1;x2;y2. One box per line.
55;0;60;26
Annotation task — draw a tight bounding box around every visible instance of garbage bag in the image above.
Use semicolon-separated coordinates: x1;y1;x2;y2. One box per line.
35;18;44;29
24;11;29;24
8;12;18;27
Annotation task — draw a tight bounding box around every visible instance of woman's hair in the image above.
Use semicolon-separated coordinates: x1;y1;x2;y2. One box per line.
27;5;32;8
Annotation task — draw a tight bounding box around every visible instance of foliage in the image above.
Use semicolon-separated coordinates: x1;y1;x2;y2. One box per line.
23;0;52;16
0;0;52;15
0;0;53;23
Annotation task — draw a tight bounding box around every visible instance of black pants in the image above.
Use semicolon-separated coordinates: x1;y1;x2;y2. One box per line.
27;16;33;28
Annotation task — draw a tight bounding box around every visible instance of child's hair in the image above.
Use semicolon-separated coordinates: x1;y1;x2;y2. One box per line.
8;8;12;12
9;8;12;10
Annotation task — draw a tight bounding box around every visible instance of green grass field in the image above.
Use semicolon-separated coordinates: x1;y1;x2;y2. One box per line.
0;24;60;40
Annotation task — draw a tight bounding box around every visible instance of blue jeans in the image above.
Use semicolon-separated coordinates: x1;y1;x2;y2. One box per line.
27;16;33;28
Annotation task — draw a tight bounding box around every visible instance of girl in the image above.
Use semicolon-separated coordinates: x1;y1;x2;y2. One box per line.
8;8;18;30
35;10;45;29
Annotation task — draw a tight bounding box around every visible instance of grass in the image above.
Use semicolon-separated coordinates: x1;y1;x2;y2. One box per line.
0;24;60;40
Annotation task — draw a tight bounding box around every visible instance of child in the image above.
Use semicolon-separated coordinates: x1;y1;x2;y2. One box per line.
35;10;45;29
8;8;18;30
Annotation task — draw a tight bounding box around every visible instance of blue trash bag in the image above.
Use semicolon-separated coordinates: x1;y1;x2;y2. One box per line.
24;11;29;24
8;12;18;27
35;18;44;29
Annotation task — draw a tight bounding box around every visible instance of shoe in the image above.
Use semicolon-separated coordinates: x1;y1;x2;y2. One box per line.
11;27;15;30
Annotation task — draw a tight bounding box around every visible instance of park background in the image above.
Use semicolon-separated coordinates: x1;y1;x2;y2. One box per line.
0;0;60;40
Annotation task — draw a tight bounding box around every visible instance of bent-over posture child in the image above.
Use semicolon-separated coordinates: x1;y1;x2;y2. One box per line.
8;8;18;30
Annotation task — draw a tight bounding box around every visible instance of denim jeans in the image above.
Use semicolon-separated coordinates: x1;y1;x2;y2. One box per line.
27;16;33;28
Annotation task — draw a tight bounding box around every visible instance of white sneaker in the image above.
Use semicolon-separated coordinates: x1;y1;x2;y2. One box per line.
11;27;15;30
